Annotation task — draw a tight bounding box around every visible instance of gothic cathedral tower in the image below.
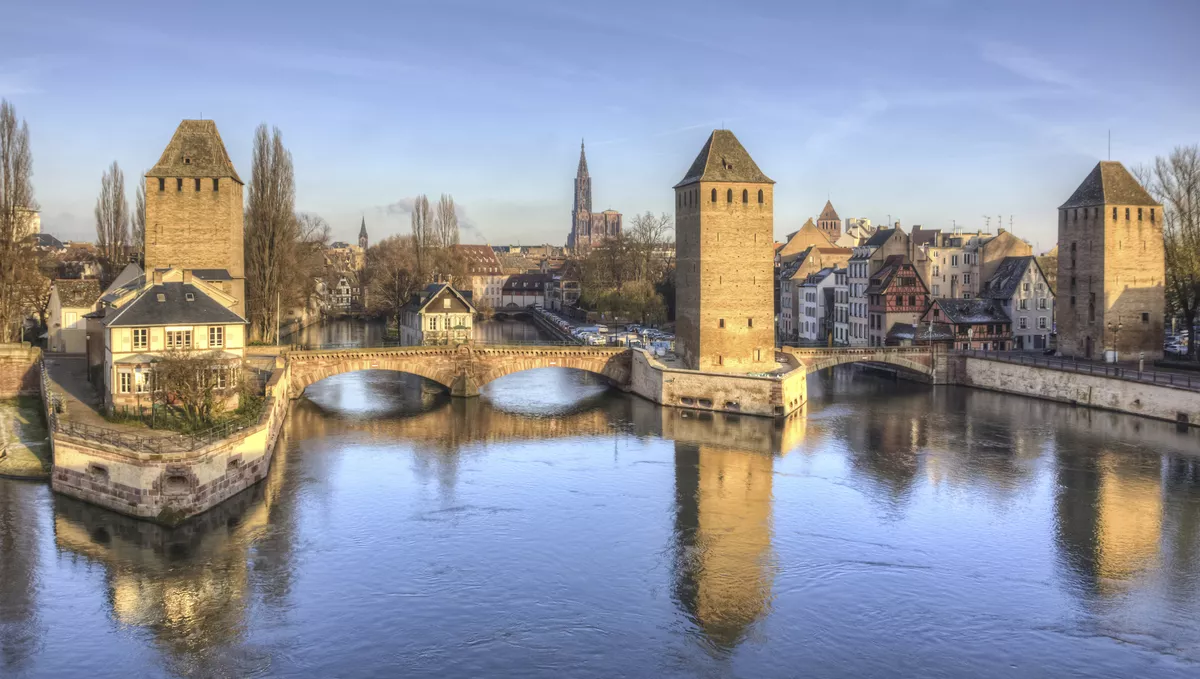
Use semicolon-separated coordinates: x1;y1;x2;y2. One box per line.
1056;161;1164;361
569;141;592;251
673;130;775;372
358;216;369;250
144;120;246;316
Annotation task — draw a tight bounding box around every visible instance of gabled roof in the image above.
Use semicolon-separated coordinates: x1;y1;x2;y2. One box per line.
981;256;1035;299
408;283;476;314
147;120;243;183
930;298;1010;324
36;233;64;249
1059;161;1158;209
192;269;232;281
818;200;840;223
54;279;102;308
103;263;143;297
911;227;941;248
864;227;900;248
453;244;504;275
674;130;774;188
106;282;246;327
866;255;925;294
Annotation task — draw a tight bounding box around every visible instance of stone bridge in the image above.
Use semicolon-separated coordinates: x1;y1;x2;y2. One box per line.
286;344;633;397
785;346;941;379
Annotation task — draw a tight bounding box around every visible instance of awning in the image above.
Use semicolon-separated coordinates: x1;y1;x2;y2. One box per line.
114;353;159;364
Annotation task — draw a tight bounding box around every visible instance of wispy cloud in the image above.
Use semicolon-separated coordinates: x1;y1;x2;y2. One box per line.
980;41;1087;93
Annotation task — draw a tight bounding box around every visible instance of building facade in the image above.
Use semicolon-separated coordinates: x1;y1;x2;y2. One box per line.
1056;161;1165;361
399;284;476;346
981;256;1055;351
674;130;775;372
567;142;622;251
848;227;912;346
454;244;506;311
817;200;841;242
866;255;929;347
144;120;246;317
47;279;101;354
500;273;551;309
921;298;1012;351
832;267;850;346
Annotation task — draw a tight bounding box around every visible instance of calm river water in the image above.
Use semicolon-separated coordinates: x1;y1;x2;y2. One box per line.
2;320;1200;678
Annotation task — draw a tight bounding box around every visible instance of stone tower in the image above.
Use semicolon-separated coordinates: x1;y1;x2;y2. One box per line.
144;120;245;316
817;200;841;241
568;141;592;251
358;216;368;250
673;130;775;372
1056;161;1164;361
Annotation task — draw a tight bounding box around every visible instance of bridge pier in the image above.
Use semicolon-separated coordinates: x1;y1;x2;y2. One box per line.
450;374;480;398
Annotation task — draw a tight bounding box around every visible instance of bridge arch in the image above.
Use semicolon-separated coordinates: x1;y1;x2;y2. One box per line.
471;348;631;389
287;348;460;395
787;347;935;377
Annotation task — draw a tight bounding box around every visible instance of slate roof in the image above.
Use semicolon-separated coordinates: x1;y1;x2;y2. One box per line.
147;120;243;183
911;227;941;248
36;233;64;249
866;255;924;294
932;298;1010;325
674;130;774;188
106;282;246;327
779;257;805;282
502;273;552;292
54;279;101;308
864;227;899;248
981;256;1034;299
818;200;840;223
890;322;956;342
192;269;232;281
1059;161;1158;209
406;283;475;313
454;244;504;275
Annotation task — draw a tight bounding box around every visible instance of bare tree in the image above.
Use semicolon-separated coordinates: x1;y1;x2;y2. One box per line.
433;194;460;249
244;124;297;343
626;211;673;282
133;174;145;264
0;99;37;342
94;160;129;272
1138;146;1200;358
282;212;331;316
410;194;433;280
364;234;421;329
150;349;237;428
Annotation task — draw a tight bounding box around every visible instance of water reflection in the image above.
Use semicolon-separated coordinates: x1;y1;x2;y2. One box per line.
6;364;1200;677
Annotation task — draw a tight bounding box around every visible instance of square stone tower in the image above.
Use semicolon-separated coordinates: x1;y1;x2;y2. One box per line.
674;130;775;372
1056;161;1164;361
145;120;246;317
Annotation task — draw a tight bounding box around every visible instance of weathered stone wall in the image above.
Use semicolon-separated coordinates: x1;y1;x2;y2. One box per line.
675;182;775;372
1057;204;1164;360
144;174;246;315
629;349;800;418
956;355;1200;425
51;360;292;523
0;343;41;398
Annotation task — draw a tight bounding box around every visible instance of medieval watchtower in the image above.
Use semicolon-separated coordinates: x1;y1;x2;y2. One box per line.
673;130;776;372
145;120;246;316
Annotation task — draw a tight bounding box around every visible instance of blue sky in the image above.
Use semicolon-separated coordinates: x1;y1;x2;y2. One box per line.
3;0;1198;252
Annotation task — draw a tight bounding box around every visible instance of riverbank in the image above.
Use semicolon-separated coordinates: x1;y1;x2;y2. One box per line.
0;397;51;480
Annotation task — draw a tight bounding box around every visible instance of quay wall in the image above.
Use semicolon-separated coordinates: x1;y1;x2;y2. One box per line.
50;361;293;524
629;349;805;418
0;343;41;398
953;355;1200;426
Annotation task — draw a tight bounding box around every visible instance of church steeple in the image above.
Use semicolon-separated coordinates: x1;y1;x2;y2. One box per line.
577;139;589;177
358;216;368;250
573;139;592;215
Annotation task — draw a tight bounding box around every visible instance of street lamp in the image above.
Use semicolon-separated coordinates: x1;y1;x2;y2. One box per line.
1107;318;1123;364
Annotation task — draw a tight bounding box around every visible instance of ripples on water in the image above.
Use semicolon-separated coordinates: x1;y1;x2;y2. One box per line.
2;348;1200;677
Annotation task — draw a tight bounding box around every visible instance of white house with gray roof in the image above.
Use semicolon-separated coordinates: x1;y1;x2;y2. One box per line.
982;256;1055;351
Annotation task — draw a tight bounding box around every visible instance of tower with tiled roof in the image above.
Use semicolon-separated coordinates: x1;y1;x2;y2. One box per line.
1056;161;1164;360
673;130;775;372
144;120;245;316
817;200;841;241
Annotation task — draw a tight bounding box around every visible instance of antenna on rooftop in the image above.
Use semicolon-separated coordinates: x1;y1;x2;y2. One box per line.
983;215;991;230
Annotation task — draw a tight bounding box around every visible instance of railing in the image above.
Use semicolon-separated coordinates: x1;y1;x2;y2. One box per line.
53;412;265;453
958;350;1200;391
288;338;589;352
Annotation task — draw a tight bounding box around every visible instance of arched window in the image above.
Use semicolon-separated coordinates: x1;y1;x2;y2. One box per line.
742;189;748;203
711;188;717;203
758;189;763;203
726;189;732;203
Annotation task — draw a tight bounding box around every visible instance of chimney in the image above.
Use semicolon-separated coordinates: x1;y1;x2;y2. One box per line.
152;270;163;285
182;269;192;284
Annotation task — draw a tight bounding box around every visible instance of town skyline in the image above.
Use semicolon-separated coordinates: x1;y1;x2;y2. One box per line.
5;0;1198;248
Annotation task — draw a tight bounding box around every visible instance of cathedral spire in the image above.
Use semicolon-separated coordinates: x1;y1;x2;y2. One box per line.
577;139;589;176
358;215;368;250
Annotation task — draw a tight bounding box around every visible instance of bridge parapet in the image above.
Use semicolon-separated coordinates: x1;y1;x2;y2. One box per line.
783;346;939;378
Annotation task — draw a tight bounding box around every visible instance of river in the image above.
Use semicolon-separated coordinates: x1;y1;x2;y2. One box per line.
2;319;1200;678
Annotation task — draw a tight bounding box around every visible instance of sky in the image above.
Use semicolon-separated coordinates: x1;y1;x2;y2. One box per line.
3;0;1198;253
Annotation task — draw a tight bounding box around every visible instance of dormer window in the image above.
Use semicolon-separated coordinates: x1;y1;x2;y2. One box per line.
184;157;191;165
185;292;195;302
156;293;166;302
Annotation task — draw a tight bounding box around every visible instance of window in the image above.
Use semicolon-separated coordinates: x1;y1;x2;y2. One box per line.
166;330;192;349
1138;208;1143;221
1019;299;1028;310
1142;312;1150;324
932;284;940;296
711;188;717;202
726;189;733;203
194;178;201;191
1125;208;1130;220
1151;208;1156;223
1038;298;1047;310
209;326;224;347
427;316;438;330
1113;207;1118;220
134;372;147;393
1088;293;1096;322
1019;317;1028;329
176;177;183;191
1022;282;1030;293
1038;317;1048;329
214;368;228;389
443;298;451;309
132;328;148;350
742;189;748;203
758;189;763;203
213;178;219;191
747;317;753;328
119;372;131;394
963;273;971;285
158;177;165;191
719;318;725;328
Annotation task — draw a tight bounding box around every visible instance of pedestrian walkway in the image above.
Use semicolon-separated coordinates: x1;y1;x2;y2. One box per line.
959;350;1200;391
